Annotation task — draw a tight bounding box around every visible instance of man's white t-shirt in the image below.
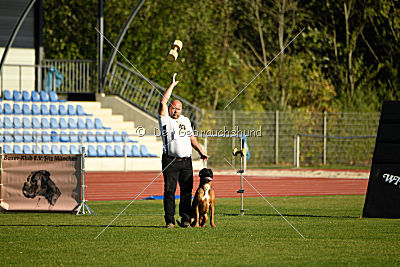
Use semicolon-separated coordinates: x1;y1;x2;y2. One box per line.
158;113;193;158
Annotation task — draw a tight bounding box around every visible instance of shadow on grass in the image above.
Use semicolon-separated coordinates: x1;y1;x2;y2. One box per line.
217;213;359;219
0;224;165;228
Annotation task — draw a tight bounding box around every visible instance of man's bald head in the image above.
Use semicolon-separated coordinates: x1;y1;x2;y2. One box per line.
168;100;183;119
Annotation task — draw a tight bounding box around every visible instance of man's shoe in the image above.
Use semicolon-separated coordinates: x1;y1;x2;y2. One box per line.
165;223;175;229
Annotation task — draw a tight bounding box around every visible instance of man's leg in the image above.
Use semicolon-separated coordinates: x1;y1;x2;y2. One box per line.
162;155;179;225
178;159;193;224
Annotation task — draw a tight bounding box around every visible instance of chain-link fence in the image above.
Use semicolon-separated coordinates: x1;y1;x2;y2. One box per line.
198;111;380;169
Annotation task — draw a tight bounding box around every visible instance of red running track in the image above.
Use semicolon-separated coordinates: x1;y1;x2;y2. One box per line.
85;171;369;201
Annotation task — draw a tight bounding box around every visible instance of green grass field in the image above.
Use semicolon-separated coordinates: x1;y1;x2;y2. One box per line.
1;196;399;266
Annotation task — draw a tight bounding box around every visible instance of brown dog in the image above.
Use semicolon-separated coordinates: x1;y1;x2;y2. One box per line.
191;168;216;228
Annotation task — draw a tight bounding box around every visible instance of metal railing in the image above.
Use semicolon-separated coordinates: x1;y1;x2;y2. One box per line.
0;59;96;94
198;110;380;168
105;61;204;128
42;59;95;93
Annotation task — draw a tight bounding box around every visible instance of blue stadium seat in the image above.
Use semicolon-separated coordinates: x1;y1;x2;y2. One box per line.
41;131;51;142
60;131;69;142
0;118;2;128
41;118;50;129
105;131;113;143
52;144;61;154
23;117;32;128
51;131;59;143
13;103;22;115
131;145;140;157
14;131;23;143
96;131;105;143
95;118;110;129
68;104;76;115
32;118;40;129
59;118;68;129
22;104;31;115
13;144;23;154
4;130;13;142
4;103;12;114
32;104;40;115
32;130;40;142
77;104;91;116
40;91;49;102
22;90;31;102
86;118;95;129
42;144;51;154
0;103;3;114
32;91;41;102
78;131;87;143
87;131;96;143
68;118;77;129
113;131;122;143
41;104;49;115
0;128;3;142
125;145;133;157
59;104;67;116
23;145;33;154
13;90;22;102
50;104;58;115
69;132;78;143
50;118;59;129
97;145;106;157
114;145;124;157
4;90;12;100
61;145;69;154
3;144;13;154
87;145;97;157
13;117;22;129
70;145;79;154
23;130;33;143
49;91;59;102
122;131;138;143
77;118;86;129
4;117;13;129
140;145;157;157
33;145;42;154
106;145;115;157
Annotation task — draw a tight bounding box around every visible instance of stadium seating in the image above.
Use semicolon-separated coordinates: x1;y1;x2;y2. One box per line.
22;91;31;102
4;90;12;100
31;91;40;102
13;144;23;154
13;90;22;102
13;104;22;115
59;105;67;115
0;90;159;158
23;104;31;115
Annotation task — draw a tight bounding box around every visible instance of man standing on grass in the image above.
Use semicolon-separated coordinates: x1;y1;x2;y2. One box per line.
158;73;208;228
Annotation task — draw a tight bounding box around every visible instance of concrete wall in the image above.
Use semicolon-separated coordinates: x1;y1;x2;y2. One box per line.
0;48;35;91
97;94;159;134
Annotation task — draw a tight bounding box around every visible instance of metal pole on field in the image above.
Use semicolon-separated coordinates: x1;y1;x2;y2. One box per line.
293;135;296;167
296;135;300;168
275;110;279;164
232;110;235;167
323;111;327;166
77;147;96;215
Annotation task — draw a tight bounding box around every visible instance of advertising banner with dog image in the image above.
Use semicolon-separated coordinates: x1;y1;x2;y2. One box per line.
1;154;82;211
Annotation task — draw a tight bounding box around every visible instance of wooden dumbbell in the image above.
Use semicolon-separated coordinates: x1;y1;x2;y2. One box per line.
167;40;183;62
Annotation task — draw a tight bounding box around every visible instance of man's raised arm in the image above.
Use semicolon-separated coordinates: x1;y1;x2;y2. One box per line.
158;73;179;116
